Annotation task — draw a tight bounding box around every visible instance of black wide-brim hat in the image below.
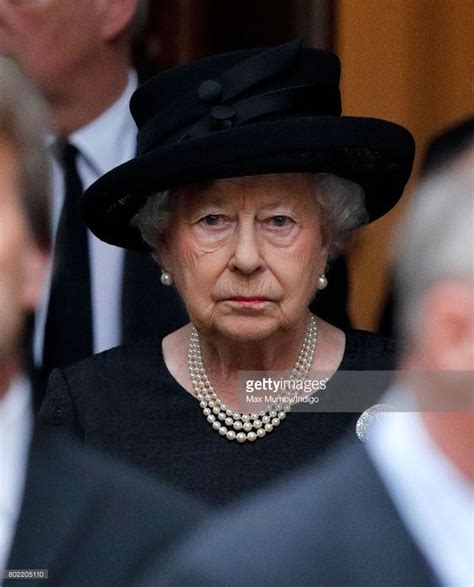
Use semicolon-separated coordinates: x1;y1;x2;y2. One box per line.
81;40;415;250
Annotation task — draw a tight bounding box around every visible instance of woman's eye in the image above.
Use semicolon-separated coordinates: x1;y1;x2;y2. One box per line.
269;215;293;227
199;214;224;226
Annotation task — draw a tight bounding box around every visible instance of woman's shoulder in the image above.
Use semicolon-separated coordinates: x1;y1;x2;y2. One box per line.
66;336;166;379
42;336;171;410
341;329;399;369
39;336;180;431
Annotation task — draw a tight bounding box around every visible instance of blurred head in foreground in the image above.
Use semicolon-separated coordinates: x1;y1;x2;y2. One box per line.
0;57;50;392
394;134;474;480
395;146;474;370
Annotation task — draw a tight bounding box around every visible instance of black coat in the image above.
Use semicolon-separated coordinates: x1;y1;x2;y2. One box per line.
39;330;397;504
5;427;205;587
150;440;438;586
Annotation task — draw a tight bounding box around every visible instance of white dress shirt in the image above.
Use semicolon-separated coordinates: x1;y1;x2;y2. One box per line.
367;390;474;587
0;376;33;574
33;71;138;365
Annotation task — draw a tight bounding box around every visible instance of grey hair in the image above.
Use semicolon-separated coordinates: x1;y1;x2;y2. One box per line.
394;165;474;342
314;173;368;258
0;57;51;250
132;173;368;260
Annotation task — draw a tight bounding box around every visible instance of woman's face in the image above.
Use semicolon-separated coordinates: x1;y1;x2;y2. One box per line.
160;173;327;341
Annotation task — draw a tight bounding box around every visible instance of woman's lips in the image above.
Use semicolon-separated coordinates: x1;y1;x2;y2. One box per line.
224;296;271;307
227;296;269;302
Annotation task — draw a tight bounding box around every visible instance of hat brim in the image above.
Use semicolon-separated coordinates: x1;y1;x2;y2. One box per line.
81;116;415;249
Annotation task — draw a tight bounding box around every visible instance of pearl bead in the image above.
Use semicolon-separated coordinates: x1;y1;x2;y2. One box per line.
161;271;173;286
241;415;251;422
318;274;328;290
247;431;257;442
269;411;277;418
226;409;233;417
226;430;236;441
264;423;273;433
218;412;226;421
199;401;207;409
208;400;215;408
207;414;216;423
233;421;243;430
243;422;253;432
262;415;270;424
236;432;247;443
271;418;280;427
212;421;221;430
218;426;228;436
253;420;262;429
203;408;211;416
278;411;286;420
232;413;241;420
256;428;266;438
212;406;220;414
225;417;233;427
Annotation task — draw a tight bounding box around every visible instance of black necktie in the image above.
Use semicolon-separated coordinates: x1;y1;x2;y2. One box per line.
42;142;93;372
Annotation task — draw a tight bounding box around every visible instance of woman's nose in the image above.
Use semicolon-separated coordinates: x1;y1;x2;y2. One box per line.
228;222;265;275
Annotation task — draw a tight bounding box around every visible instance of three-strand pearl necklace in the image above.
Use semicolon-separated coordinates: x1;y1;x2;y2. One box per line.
188;315;317;443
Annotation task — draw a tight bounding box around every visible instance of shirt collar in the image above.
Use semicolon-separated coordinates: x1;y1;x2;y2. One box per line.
69;70;138;176
367;384;474;586
0;374;33;519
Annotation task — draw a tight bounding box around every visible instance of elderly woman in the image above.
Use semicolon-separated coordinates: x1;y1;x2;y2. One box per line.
40;41;414;503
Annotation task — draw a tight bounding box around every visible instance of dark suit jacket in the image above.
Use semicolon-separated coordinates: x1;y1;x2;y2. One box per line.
151;440;438;586
5;427;205;587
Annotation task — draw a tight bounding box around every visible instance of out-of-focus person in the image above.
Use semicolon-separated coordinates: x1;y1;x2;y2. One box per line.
0;57;204;587
40;41;414;504
144;130;474;586
0;0;188;409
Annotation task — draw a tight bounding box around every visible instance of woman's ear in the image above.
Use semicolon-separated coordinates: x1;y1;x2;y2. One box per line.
318;243;330;276
152;232;171;270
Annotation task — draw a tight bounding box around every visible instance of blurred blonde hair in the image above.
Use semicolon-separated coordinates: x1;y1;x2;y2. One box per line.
0;57;51;250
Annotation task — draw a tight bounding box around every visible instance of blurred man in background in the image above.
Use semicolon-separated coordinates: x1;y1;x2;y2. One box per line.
0;57;203;586
0;0;187;408
147;129;474;586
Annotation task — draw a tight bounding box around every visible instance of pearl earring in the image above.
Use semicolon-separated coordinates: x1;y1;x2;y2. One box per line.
160;270;173;286
318;274;328;290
